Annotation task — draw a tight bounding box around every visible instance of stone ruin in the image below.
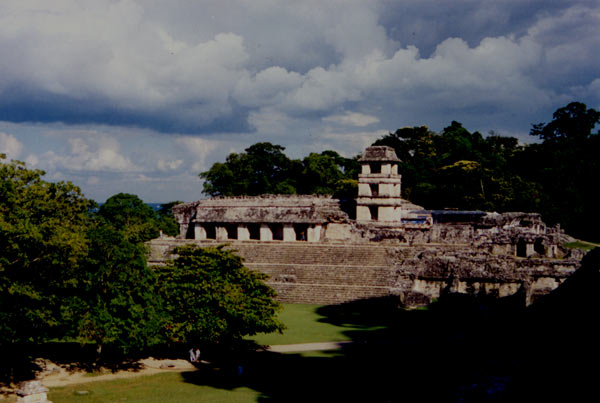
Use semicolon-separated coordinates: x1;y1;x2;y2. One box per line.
15;380;50;403
149;146;584;307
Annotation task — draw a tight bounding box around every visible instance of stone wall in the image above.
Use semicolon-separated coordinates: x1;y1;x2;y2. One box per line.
148;237;582;307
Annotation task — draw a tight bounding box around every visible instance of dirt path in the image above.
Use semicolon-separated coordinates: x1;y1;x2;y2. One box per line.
36;342;351;388
39;358;198;388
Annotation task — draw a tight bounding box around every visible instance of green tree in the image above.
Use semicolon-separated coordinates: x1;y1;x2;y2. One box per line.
521;102;600;240
99;193;160;242
157;201;182;237
530;102;600;143
72;221;164;356
156;245;284;345
74;192;180;355
0;156;92;345
200;143;360;197
98;193;179;242
372;126;439;204
298;151;359;196
299;152;344;194
373;124;536;211
200;142;301;196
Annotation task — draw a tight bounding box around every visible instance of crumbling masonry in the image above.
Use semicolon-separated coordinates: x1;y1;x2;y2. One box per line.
149;146;584;307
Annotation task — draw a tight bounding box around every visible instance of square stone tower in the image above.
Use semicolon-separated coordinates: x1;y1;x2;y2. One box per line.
356;146;403;223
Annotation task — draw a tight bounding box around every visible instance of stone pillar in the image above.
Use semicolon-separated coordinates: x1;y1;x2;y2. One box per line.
194;223;207;240
381;163;391;174
179;223;188;238
526;243;535;257
238;225;250;241
358;183;371;196
283;224;296;242
307;225;322;242
216;226;228;241
260;224;273;241
356;205;371;221
379;206;401;222
379;183;393;196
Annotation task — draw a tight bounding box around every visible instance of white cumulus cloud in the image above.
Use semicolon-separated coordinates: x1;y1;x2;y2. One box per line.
0;132;23;159
323;112;380;127
46;135;139;172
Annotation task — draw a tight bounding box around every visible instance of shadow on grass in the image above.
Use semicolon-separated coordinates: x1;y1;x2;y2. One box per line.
179;295;526;402
181;248;600;402
0;341;148;385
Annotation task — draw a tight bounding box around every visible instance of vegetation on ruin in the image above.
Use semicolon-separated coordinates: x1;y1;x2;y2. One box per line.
201;102;600;241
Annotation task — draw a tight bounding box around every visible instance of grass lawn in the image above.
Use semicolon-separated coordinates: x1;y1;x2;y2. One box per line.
48;372;259;403
249;303;385;346
45;303;381;402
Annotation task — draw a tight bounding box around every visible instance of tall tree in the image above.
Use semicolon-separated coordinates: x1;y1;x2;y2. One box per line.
0;156;92;345
530;102;600;143
521;102;600;240
73;220;163;355
74;192;179;355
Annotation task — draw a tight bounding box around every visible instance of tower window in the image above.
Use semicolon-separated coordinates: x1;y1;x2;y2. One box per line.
369;183;379;196
369;163;381;174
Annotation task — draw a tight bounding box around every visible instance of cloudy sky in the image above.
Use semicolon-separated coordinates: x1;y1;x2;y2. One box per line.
1;0;599;202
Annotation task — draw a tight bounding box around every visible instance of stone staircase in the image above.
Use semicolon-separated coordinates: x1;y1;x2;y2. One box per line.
228;242;399;304
150;240;401;304
148;238;582;306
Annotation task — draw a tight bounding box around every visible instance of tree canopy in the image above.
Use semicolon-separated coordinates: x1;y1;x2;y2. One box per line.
0;156;92;345
1;157;283;365
519;102;600;240
156;245;284;345
372;102;599;241
200;142;301;196
372;123;537;212
200;142;359;198
98;193;179;243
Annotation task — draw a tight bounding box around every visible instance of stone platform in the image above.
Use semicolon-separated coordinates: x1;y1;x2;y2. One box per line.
148;238;582;307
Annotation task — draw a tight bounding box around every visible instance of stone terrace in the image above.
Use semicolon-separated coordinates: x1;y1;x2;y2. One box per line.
150;239;462;304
